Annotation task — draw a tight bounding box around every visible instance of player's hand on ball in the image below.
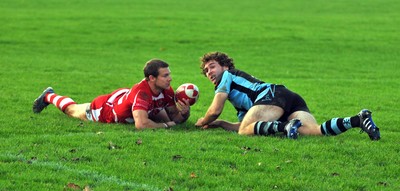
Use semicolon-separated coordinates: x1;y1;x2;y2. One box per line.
175;83;199;106
176;99;190;115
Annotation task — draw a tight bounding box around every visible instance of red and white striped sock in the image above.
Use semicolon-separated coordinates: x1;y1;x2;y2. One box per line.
45;93;76;112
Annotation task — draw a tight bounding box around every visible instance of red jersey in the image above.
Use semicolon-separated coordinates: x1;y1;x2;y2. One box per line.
89;79;175;123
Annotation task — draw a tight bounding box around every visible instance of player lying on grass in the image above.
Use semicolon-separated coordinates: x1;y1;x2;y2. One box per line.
195;51;380;140
33;59;191;129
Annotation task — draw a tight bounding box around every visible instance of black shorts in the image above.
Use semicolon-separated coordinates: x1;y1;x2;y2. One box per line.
254;85;310;122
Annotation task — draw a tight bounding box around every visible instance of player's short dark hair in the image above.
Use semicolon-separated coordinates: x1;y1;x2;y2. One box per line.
200;52;235;76
144;59;169;80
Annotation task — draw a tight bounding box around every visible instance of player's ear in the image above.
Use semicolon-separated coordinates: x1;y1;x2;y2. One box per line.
149;75;156;81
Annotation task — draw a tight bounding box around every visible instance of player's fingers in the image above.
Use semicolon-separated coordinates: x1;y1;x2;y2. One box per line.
175;102;183;111
178;99;190;107
177;100;190;113
183;99;190;106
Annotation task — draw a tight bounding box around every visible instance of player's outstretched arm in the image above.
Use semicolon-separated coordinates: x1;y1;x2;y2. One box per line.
132;109;175;129
166;99;190;124
202;119;240;131
195;92;228;127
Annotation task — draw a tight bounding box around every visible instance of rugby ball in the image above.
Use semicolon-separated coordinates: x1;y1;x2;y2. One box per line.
175;83;199;106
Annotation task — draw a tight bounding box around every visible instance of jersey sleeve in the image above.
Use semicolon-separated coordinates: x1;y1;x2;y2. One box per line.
132;90;151;111
215;71;231;94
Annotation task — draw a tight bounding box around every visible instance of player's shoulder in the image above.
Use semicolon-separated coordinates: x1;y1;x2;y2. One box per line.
132;79;149;90
224;69;246;79
131;80;152;96
229;69;250;77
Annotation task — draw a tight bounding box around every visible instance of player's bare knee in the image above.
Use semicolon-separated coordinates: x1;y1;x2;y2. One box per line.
238;126;252;136
238;128;246;135
64;106;81;119
63;107;74;116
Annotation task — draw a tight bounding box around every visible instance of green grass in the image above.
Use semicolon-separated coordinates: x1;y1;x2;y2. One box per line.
1;0;400;190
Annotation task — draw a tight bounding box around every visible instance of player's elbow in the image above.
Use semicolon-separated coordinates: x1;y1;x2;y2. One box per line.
135;124;146;130
134;121;149;129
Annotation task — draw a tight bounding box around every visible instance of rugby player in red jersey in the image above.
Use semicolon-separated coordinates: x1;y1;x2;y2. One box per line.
33;59;190;129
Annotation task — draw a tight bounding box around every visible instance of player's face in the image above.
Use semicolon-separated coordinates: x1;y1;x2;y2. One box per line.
203;60;228;85
155;67;172;90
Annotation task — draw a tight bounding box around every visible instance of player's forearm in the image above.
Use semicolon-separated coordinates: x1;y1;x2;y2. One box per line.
135;119;175;129
178;110;190;123
170;108;190;124
199;111;220;126
217;120;240;131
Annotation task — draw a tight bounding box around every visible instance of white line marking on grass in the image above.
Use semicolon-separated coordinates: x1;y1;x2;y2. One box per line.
1;153;161;191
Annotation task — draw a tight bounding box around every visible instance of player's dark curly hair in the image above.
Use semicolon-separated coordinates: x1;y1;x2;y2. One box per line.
200;52;235;76
144;59;169;80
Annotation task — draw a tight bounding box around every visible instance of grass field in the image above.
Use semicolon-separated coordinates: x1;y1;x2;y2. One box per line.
1;0;400;190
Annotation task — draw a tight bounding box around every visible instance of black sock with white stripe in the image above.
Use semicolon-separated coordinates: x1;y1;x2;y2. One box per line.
254;121;286;136
320;116;360;136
